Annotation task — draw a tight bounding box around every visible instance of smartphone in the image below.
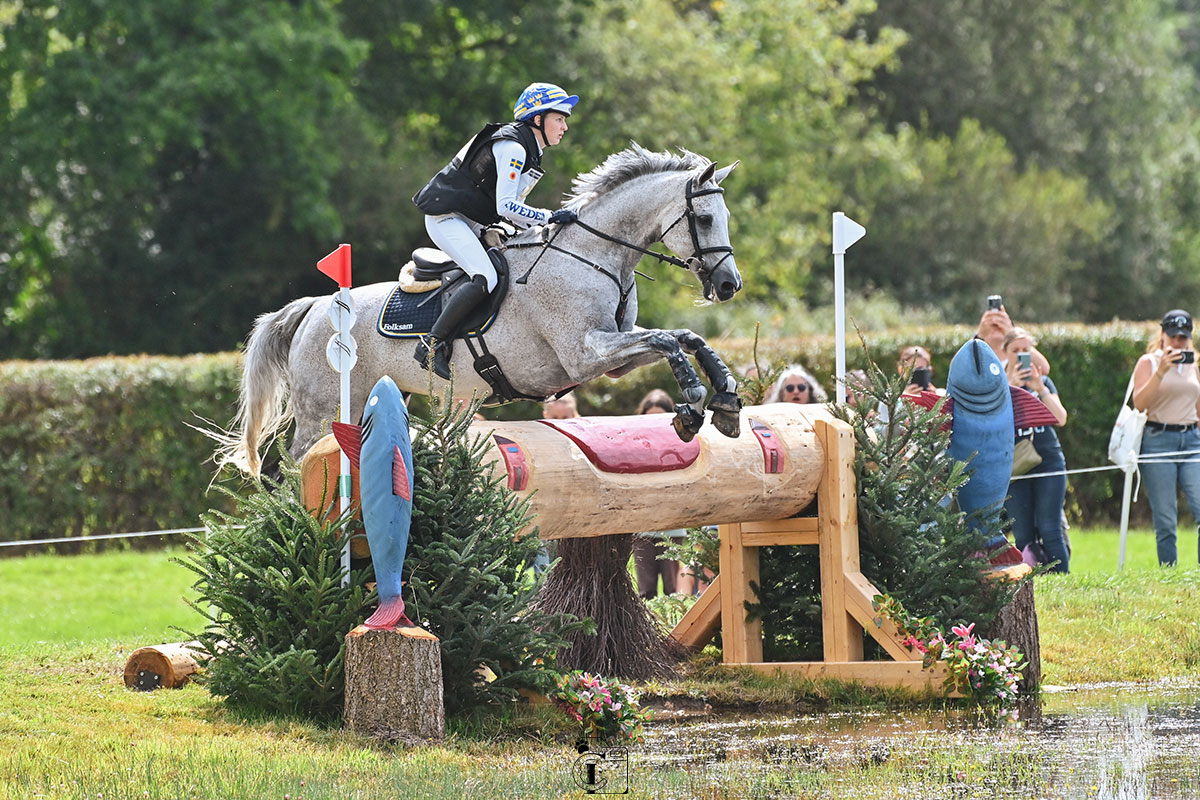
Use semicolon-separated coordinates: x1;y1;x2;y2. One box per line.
1017;353;1032;371
1181;350;1195;364
911;366;932;389
987;294;1003;311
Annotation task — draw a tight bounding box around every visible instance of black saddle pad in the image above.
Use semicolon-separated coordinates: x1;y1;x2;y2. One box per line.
377;250;508;339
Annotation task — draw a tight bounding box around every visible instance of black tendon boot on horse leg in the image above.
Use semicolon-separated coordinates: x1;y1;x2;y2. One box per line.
413;275;490;380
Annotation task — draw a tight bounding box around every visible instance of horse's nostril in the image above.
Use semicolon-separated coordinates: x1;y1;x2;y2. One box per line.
720;281;737;298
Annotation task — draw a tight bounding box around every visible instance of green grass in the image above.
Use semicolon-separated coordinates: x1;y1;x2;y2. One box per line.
3;536;1200;798
0;547;201;644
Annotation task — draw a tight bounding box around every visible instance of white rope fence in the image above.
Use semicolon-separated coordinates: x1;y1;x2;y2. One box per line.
0;526;203;549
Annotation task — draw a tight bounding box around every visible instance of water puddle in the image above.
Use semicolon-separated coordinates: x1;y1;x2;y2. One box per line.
628;682;1200;798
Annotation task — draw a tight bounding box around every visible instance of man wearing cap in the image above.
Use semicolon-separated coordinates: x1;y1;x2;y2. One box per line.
411;82;580;379
1133;309;1200;565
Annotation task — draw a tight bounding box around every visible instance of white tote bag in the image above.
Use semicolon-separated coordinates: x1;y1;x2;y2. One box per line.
1108;369;1147;473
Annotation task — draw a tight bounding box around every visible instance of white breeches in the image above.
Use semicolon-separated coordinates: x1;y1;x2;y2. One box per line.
424;214;498;292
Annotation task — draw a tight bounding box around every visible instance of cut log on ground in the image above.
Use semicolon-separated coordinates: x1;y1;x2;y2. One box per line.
982;579;1040;694
344;625;445;743
123;641;201;691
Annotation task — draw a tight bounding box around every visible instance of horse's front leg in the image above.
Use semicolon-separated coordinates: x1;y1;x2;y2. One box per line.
671;330;742;438
571;328;708;441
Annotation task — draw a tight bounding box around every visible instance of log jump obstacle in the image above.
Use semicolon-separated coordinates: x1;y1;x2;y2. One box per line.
302;402;950;693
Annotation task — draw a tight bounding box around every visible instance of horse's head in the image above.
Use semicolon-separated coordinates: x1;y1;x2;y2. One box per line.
662;160;743;303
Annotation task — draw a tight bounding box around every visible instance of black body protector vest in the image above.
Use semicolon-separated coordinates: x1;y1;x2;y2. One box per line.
412;122;543;226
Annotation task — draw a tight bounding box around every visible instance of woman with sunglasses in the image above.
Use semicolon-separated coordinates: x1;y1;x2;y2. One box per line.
1132;309;1200;566
768;365;827;404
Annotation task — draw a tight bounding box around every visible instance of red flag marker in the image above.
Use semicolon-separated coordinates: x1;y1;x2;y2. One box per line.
317;244;352;287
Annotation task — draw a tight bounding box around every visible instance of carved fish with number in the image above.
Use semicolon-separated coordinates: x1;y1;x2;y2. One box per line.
333;375;416;629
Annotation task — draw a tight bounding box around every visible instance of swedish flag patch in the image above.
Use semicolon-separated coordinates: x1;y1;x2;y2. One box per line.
509;157;524;170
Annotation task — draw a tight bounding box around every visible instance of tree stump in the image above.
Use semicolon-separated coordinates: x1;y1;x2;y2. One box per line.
983;580;1041;694
344;625;445;743
123;641;201;691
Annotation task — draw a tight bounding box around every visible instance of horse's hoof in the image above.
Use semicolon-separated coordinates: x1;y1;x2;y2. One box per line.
708;391;742;414
672;404;704;442
711;409;742;438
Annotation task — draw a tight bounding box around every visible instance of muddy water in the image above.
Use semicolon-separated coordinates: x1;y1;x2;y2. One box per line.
633;682;1200;799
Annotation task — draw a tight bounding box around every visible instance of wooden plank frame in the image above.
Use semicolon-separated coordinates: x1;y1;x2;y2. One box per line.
670;418;950;693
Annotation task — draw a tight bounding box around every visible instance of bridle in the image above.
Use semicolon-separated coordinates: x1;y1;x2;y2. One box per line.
512;175;735;309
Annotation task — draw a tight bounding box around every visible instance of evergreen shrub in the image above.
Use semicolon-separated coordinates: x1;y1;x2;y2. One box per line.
179;397;580;722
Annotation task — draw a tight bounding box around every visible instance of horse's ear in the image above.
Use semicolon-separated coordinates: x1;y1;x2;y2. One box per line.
697;161;717;185
714;160;740;185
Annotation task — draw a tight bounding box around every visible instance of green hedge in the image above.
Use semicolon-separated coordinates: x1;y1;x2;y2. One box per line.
0;355;241;545
0;321;1159;544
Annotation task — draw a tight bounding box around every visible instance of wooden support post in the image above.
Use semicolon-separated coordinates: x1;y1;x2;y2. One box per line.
669;574;723;651
344;625;445;743
719;523;762;664
815;419;863;662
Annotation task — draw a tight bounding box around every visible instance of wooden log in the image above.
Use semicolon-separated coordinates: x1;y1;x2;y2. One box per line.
981;579;1041;694
344;625;444;743
302;403;833;551
123;641;201;690
299;435;370;559
474;403;835;540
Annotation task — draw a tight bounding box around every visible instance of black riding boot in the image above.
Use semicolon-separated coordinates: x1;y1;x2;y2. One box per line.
413;275;490;380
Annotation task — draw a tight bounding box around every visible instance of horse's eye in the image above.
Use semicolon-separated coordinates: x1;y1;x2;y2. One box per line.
697;214;714;227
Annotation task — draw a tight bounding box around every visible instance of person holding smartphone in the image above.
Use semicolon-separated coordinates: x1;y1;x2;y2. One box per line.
1132;309;1200;566
976;295;1052;376
1003;327;1070;572
898;344;942;396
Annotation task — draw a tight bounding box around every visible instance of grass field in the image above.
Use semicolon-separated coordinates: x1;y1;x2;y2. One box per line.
2;529;1200;798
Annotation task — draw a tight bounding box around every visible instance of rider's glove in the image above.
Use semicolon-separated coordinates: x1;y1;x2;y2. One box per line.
548;208;578;225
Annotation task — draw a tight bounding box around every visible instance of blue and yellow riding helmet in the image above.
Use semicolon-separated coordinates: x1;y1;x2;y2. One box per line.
513;83;579;128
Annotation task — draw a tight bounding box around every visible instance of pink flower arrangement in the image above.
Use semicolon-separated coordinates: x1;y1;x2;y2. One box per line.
873;595;1024;704
551;671;652;742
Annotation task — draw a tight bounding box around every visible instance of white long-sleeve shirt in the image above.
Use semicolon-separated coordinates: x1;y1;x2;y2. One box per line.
490;138;549;228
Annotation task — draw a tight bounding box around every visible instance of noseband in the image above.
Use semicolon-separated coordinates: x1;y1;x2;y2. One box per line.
660;178;736;286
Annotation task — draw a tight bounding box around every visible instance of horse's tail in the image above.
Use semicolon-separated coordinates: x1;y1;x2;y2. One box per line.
214;297;318;478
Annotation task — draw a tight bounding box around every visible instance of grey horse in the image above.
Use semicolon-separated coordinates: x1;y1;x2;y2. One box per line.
217;144;744;477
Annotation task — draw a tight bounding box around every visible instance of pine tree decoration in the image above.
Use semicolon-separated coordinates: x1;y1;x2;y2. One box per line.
749;355;1020;660
406;391;584;714
177;451;371;721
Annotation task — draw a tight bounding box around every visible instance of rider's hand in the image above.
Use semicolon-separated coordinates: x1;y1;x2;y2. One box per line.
548;208;578;225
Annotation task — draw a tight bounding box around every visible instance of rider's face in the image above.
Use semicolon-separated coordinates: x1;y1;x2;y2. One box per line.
540;112;569;146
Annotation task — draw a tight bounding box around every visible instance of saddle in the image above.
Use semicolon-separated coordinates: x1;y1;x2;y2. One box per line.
379;248;509;339
381;247;551;404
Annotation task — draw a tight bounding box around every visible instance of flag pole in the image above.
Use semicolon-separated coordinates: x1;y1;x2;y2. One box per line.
318;244;357;583
831;213;866;404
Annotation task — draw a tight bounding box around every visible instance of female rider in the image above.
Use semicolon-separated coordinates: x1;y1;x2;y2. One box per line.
411;82;580;379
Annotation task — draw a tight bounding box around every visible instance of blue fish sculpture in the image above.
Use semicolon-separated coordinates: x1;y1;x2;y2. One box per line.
908;339;1059;541
332;375;416;630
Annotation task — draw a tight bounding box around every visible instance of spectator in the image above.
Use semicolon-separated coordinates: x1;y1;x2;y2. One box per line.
898;345;942;396
631;389;684;598
1132;309;1200;566
767;364;828;404
976;301;1051;375
1003;328;1070;573
543;394;579;420
844;368;871;411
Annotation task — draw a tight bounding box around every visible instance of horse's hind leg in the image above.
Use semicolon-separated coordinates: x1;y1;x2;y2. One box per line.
674;331;742;438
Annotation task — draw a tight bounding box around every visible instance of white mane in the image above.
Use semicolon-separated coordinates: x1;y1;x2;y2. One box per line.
565;143;710;210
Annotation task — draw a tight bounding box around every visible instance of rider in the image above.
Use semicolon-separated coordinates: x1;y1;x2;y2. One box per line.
411;82;580;379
